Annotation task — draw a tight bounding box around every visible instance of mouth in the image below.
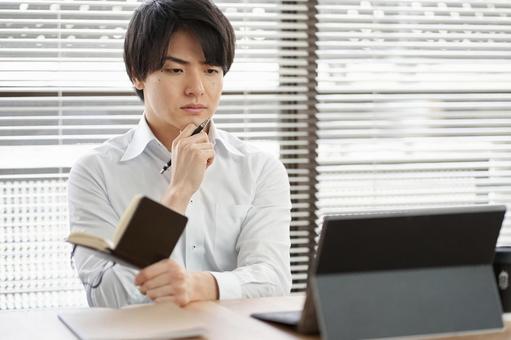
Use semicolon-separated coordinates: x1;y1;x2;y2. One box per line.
181;104;207;114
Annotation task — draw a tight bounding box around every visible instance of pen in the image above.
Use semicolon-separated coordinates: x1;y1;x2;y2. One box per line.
160;118;211;174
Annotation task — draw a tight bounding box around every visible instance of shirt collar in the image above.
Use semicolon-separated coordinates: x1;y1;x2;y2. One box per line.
120;116;161;162
121;116;219;162
207;120;218;147
211;124;244;157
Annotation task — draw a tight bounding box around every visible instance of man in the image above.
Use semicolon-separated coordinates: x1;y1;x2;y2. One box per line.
68;0;292;308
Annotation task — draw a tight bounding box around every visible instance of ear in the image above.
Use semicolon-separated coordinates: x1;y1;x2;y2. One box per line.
133;78;144;90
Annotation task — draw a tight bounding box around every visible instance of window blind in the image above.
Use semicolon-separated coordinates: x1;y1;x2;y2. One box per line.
315;0;511;243
0;0;313;309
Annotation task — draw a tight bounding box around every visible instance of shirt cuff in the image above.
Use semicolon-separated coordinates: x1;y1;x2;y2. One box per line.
210;271;242;300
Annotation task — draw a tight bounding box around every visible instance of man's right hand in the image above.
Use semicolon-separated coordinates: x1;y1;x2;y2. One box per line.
160;123;214;214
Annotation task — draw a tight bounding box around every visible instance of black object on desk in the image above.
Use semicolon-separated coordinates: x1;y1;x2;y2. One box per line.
253;205;506;340
494;246;511;312
251;284;319;334
313;205;505;340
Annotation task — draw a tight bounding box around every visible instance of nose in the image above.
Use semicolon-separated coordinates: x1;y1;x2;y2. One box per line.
184;70;205;97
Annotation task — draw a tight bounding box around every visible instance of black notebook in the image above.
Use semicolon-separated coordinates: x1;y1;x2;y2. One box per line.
67;195;187;268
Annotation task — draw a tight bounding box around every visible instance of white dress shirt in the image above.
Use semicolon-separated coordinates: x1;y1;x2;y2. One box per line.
67;116;292;307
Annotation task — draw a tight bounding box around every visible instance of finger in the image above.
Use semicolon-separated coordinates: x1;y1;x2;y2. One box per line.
201;149;215;162
173;132;209;152
188;142;213;152
206;155;214;168
179;124;199;138
135;259;178;285
179;121;210;140
171;124;198;148
154;296;174;304
155;296;187;307
146;284;175;300
140;271;178;293
184;131;209;144
181;139;212;152
200;150;215;168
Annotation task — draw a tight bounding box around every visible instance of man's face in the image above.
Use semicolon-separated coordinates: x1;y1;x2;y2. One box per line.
134;30;224;132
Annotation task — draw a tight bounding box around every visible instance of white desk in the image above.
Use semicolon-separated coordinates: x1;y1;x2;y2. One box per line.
0;295;510;340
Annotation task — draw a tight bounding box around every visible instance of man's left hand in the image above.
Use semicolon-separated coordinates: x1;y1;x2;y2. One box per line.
135;259;218;306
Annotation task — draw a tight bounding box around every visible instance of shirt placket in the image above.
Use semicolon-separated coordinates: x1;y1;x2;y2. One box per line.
184;192;205;270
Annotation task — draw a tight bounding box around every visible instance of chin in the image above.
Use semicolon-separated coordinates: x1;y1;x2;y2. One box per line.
172;118;202;130
186;114;210;124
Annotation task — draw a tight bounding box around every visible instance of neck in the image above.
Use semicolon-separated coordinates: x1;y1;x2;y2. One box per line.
143;114;179;151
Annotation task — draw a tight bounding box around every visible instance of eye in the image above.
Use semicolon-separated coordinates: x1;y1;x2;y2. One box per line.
206;68;220;74
163;68;182;74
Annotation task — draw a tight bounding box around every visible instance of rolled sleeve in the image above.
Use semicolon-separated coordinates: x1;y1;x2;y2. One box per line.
68;153;146;307
73;247;149;308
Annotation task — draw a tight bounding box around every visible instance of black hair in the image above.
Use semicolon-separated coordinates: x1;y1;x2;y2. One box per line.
123;0;236;101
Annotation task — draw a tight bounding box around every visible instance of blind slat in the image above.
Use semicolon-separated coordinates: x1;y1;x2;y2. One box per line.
0;0;314;310
316;0;511;248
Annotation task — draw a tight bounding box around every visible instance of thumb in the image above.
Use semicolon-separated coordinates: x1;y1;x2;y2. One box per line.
172;124;199;147
179;124;199;138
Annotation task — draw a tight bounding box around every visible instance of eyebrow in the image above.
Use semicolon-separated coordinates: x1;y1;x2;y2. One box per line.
163;55;208;65
164;55;189;65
